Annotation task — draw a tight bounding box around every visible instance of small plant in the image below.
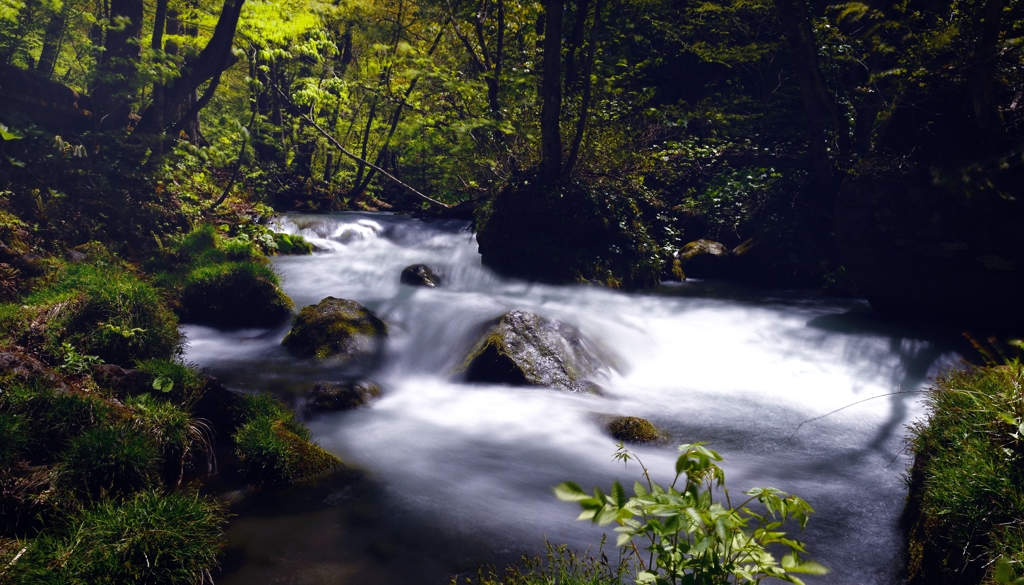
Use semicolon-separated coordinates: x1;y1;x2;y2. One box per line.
58;342;103;375
555;443;827;585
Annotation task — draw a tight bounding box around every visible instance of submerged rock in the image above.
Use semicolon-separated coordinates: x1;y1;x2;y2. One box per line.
400;264;442;288
282;297;387;362
459;310;605;393
306;381;382;412
605;416;662;444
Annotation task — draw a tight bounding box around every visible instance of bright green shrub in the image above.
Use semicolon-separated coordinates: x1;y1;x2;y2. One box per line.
57;426;161;502
25;263;180;365
180;261;292;327
11;490;225;585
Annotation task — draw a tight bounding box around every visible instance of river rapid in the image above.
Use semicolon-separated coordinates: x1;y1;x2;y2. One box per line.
182;212;962;585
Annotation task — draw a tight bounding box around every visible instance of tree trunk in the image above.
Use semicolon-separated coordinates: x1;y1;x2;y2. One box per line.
37;4;70;77
972;0;1007;139
134;0;246;137
92;0;144;130
562;0;601;179
539;0;563;180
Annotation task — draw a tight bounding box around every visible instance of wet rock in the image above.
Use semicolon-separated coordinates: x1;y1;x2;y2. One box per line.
92;364;152;397
65;249;88;263
0;351;67;390
282;297;387;362
605;416;662;443
192;376;243;436
459;310;605;393
400;264;442;288
676;239;733;279
306;381;382;413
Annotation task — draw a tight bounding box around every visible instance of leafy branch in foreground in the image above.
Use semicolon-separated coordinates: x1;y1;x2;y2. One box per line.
555;443;828;585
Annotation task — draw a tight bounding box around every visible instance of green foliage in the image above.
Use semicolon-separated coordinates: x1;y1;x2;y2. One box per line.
57;425;161;502
56;342;102;375
0;411;29;469
459;541;627;585
134;359;206;407
125;394;212;485
11;490;225;585
1;382;113;463
907;363;1024;583
24;263;181;365
555;444;826;585
233;393;340;485
272;232;313;255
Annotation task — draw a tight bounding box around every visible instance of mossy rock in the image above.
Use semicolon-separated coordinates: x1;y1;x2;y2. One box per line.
606;416;662;444
273;232;314;255
400;264;441;287
180;261;293;328
677;239;733;279
25;263;181;365
458;310;605;393
306;381;382;413
281;297;387;362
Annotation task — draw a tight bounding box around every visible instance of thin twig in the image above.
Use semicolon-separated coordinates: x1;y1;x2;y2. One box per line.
789;390;927;438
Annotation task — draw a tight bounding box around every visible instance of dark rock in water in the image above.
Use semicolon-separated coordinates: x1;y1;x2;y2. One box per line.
282;297;387;362
676;239;733;279
400;264;442;288
0;351;66;390
836;171;1024;329
459;310;605;393
306;381;382;412
606;416;662;443
93;364;152;397
191;376;242;436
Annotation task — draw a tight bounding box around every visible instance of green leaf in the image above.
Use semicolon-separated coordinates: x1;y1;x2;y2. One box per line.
612;481;628;508
996;556;1015;584
153;376;174;393
0;124;22;141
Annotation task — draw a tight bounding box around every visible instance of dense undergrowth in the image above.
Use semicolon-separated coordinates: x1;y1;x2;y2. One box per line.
906;362;1024;585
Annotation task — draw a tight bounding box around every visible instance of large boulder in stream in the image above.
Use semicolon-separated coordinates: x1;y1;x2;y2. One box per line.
674;239;733;280
282;297;387;362
458;310;605;393
400;264;442;288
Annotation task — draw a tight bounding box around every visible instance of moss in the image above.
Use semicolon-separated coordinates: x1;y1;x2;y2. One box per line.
179;261;293;327
606;416;662;444
281;297;386;360
24;263;181;365
233;393;341;485
273;232;313;255
57;425;161;502
11;490;225;585
905;364;1024;584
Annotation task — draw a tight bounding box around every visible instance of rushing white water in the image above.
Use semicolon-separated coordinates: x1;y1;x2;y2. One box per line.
184;212;962;585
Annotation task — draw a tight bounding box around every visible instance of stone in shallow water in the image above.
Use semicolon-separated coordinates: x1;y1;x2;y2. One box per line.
459;309;605;393
605;416;662;444
306;381;382;413
400;264;442;288
282;297;387;362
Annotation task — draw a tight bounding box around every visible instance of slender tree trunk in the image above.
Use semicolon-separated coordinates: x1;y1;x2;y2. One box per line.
37;4;70;77
563;0;589;92
562;0;601;179
973;0;1007;138
539;0;563;180
93;0;144;130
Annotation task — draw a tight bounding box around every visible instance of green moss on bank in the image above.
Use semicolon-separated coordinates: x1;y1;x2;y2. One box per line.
906;363;1024;584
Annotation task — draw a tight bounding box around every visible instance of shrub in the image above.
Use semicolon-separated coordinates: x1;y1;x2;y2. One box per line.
25;263;180;365
57;426;161;502
11;490;225;585
233;393;340;485
555;444;826;585
180;261;292;327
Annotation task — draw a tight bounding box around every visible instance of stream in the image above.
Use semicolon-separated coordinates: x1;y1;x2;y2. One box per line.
182;212;962;585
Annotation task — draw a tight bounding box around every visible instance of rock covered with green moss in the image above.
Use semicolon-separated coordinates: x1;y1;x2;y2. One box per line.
180;262;293;328
605;416;662;443
305;381;382;413
459;310;605;393
273;232;314;255
675;239;733;280
281;297;387;362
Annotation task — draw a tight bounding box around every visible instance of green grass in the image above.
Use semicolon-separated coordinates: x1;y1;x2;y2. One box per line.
125;394;212;486
180;261;292;327
23;262;181;365
9;490;225;585
57;425;161;503
233;393;340;485
456;542;625;585
2;381;114;464
906;363;1024;584
135;358;207;407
